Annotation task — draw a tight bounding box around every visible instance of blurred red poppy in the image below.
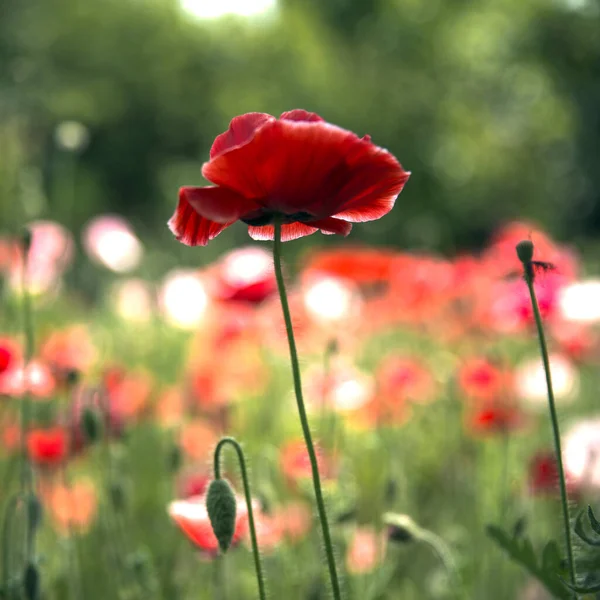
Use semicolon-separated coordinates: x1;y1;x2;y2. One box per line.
0;338;19;374
169;110;409;246
27;427;69;466
467;404;523;436
458;358;511;403
280;439;336;488
528;451;578;496
302;247;397;287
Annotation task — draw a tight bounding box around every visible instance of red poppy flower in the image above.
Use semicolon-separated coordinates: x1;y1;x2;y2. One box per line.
169;110;409;246
27;427;69;466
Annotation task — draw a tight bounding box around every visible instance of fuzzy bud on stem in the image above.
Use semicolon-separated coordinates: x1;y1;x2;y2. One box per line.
206;479;237;553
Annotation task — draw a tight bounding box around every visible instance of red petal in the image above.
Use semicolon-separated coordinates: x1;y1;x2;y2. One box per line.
247;223;318;242
310;217;353;236
203;118;409;225
280;110;324;123
168;195;233;246
333;151;410;223
202;120;359;205
210;113;275;159
180;186;259;223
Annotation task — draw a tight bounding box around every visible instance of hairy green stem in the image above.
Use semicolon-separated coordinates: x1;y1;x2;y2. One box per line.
272;220;342;599
524;267;576;588
213;437;267;600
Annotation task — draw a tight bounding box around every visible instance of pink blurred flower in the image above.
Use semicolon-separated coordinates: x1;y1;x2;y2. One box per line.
9;221;74;294
346;527;387;575
111;278;154;322
83;215;143;273
0;360;56;399
40;325;97;381
46;479;98;534
209;247;276;304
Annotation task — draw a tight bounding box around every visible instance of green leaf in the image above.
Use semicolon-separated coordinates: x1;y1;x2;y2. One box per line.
486;525;571;599
575;509;600;547
588;505;600;535
542;541;562;572
562;578;600;594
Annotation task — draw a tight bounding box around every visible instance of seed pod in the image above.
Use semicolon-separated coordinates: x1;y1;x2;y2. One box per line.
515;240;534;265
82;406;102;443
167;445;182;473
206;479;237;553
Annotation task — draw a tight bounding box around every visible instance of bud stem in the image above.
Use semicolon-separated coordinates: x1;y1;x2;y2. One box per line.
272;219;342;599
520;250;576;590
213;437;267;600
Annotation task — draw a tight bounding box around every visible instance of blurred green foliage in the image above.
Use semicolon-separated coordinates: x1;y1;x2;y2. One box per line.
1;0;599;259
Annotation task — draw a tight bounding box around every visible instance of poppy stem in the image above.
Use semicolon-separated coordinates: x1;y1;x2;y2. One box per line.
517;241;576;589
213;437;267;600
19;232;36;566
272;220;342;600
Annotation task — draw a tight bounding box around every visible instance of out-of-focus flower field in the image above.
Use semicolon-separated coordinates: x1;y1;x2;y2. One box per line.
1;217;599;599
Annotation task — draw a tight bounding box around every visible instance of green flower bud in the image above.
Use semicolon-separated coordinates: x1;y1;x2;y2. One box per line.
26;494;43;533
109;480;126;512
206;479;237;553
82;406;102;443
20;228;33;254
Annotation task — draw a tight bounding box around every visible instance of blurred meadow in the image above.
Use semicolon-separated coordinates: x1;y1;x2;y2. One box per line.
1;0;600;598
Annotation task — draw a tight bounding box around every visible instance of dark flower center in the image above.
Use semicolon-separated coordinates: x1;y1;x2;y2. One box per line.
241;209;315;227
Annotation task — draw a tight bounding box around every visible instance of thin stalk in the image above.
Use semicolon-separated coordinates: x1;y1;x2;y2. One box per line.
1;494;21;599
272;219;342;599
418;530;463;597
19;239;36;578
213;437;267;600
523;269;576;588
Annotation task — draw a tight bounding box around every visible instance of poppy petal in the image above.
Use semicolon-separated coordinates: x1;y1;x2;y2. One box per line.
210;113;275;159
168;195;233;246
203;119;359;205
280;110;324;123
333;153;410;222
180;186;259;224
310;217;353;236
247;223;318;242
